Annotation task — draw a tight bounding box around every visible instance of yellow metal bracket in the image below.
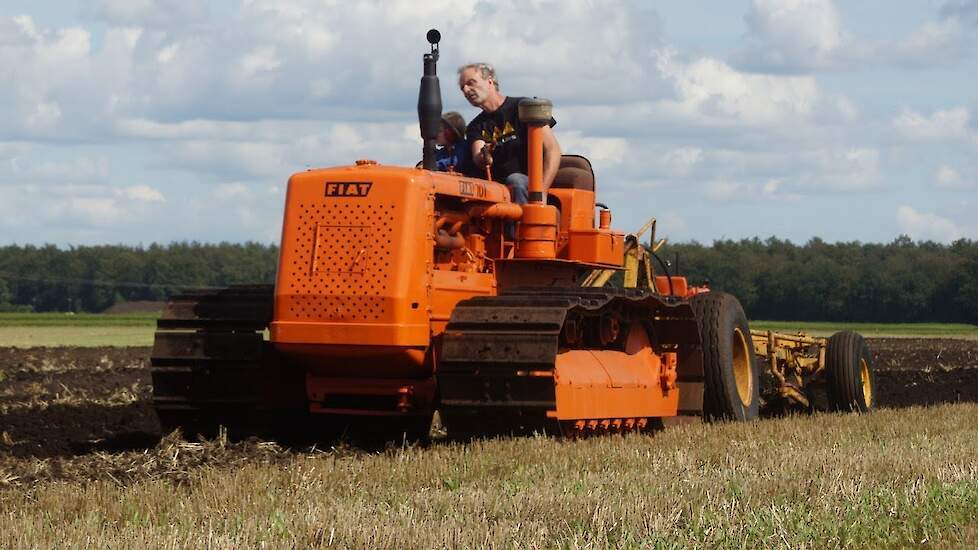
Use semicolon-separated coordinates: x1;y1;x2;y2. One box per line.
583;218;665;289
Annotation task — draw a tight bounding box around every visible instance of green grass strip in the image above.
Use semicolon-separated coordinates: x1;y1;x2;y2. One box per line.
0;312;159;327
751;321;978;338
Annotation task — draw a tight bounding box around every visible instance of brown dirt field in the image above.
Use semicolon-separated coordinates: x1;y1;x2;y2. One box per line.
1;338;977;486
872;337;978;408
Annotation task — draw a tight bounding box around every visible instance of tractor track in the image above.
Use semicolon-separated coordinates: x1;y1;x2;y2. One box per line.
0;338;977;462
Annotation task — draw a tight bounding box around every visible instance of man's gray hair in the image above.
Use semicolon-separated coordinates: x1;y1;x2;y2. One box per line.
458;63;499;91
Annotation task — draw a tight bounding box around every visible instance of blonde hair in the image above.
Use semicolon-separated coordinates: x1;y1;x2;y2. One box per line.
458;63;499;91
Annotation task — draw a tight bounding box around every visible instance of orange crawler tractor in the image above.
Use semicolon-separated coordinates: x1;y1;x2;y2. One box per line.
150;31;876;441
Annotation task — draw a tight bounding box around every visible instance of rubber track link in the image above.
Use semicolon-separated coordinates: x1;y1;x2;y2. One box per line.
150;285;305;439
438;287;701;438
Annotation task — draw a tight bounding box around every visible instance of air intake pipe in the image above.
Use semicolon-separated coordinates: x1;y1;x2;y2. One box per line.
516;98;559;259
418;29;442;171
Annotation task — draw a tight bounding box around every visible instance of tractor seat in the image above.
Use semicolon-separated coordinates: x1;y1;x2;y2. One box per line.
551;155;595;191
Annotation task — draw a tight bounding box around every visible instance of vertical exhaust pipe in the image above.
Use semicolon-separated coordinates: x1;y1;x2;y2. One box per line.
418;29;442;171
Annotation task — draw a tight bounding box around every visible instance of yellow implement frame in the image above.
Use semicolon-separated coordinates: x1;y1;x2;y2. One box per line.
585;218;831;410
750;330;827;409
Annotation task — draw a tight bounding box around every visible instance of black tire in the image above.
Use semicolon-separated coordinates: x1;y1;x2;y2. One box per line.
690;292;760;421
825;331;875;412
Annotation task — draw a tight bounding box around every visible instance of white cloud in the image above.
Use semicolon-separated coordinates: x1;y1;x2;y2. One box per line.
735;0;972;72
835;148;880;190
119;185;165;202
936;165;961;187
705;180;746;201
739;0;846;71
0;153;110;185
557;132;627;165
893;108;971;141
116;118;253;140
214;183;249;200
25;101;63;130
0;182;166;232
156;43;178;64
895;205;963;242
935;165;977;190
236;47;281;80
90;0;210;29
892;18;966;68
653;49;820;126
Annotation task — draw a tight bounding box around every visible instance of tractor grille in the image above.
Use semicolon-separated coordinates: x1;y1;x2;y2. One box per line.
284;201;396;322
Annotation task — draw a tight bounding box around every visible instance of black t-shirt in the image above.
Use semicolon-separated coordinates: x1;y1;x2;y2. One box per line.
465;96;557;183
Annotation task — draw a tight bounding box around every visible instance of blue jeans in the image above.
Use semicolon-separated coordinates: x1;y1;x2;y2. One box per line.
504;173;529;239
505;173;529;205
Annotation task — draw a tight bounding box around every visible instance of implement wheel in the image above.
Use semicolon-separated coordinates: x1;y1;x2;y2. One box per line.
690;292;760;421
826;331;875;412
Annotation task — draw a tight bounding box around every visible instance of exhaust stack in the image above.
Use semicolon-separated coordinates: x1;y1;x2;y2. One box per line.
418;29;442;171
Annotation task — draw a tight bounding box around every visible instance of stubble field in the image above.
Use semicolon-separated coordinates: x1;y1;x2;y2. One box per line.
1;337;977;547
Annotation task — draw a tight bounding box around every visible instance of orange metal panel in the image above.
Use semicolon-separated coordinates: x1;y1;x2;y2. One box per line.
277;343;429;378
552;327;679;420
548;188;596;258
654;276;689;297
429;270;495;336
271;164;434;348
272;320;429;347
429;171;511;202
549;188;596;232
566;228;625;266
553;350;679;420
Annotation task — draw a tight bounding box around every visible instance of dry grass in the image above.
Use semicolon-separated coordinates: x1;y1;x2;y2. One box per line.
3;404;978;548
0;326;153;348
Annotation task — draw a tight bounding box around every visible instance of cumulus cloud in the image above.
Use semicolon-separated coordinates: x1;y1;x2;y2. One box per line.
738;0;847;71
941;1;978;28
654;49;820;125
0;183;165;232
214;183;249;200
0;154;110;185
120;185;165;202
935;165;978;189
895;205;964;242
892;107;972;141
734;0;972;72
892;17;967;68
557;132;627;165
87;0;211;30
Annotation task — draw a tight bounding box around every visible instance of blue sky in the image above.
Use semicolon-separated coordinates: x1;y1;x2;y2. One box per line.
1;0;976;246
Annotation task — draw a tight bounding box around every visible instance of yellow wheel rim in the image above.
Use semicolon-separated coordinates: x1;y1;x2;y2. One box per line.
860;357;872;406
732;328;753;405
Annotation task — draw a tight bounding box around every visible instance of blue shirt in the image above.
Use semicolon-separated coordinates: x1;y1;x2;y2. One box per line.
435;140;474;175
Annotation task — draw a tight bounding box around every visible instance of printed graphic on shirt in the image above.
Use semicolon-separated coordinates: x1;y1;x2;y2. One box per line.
480;121;517;144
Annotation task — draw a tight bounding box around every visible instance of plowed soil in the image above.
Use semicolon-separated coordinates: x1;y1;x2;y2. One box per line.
1;338;977;485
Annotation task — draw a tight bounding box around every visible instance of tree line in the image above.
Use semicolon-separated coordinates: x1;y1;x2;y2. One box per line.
0;237;975;323
0;242;278;313
666;236;978;323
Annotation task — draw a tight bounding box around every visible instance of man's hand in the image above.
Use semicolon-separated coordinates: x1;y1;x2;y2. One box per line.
481;143;495;167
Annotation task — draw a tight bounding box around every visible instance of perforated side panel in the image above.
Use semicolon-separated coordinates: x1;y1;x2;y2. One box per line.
286;201;396;322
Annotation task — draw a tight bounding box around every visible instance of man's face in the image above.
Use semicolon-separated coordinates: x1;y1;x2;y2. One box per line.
459;67;493;108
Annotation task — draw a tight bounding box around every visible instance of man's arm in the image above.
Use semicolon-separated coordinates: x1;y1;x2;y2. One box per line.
471;138;489;168
541;126;562;191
